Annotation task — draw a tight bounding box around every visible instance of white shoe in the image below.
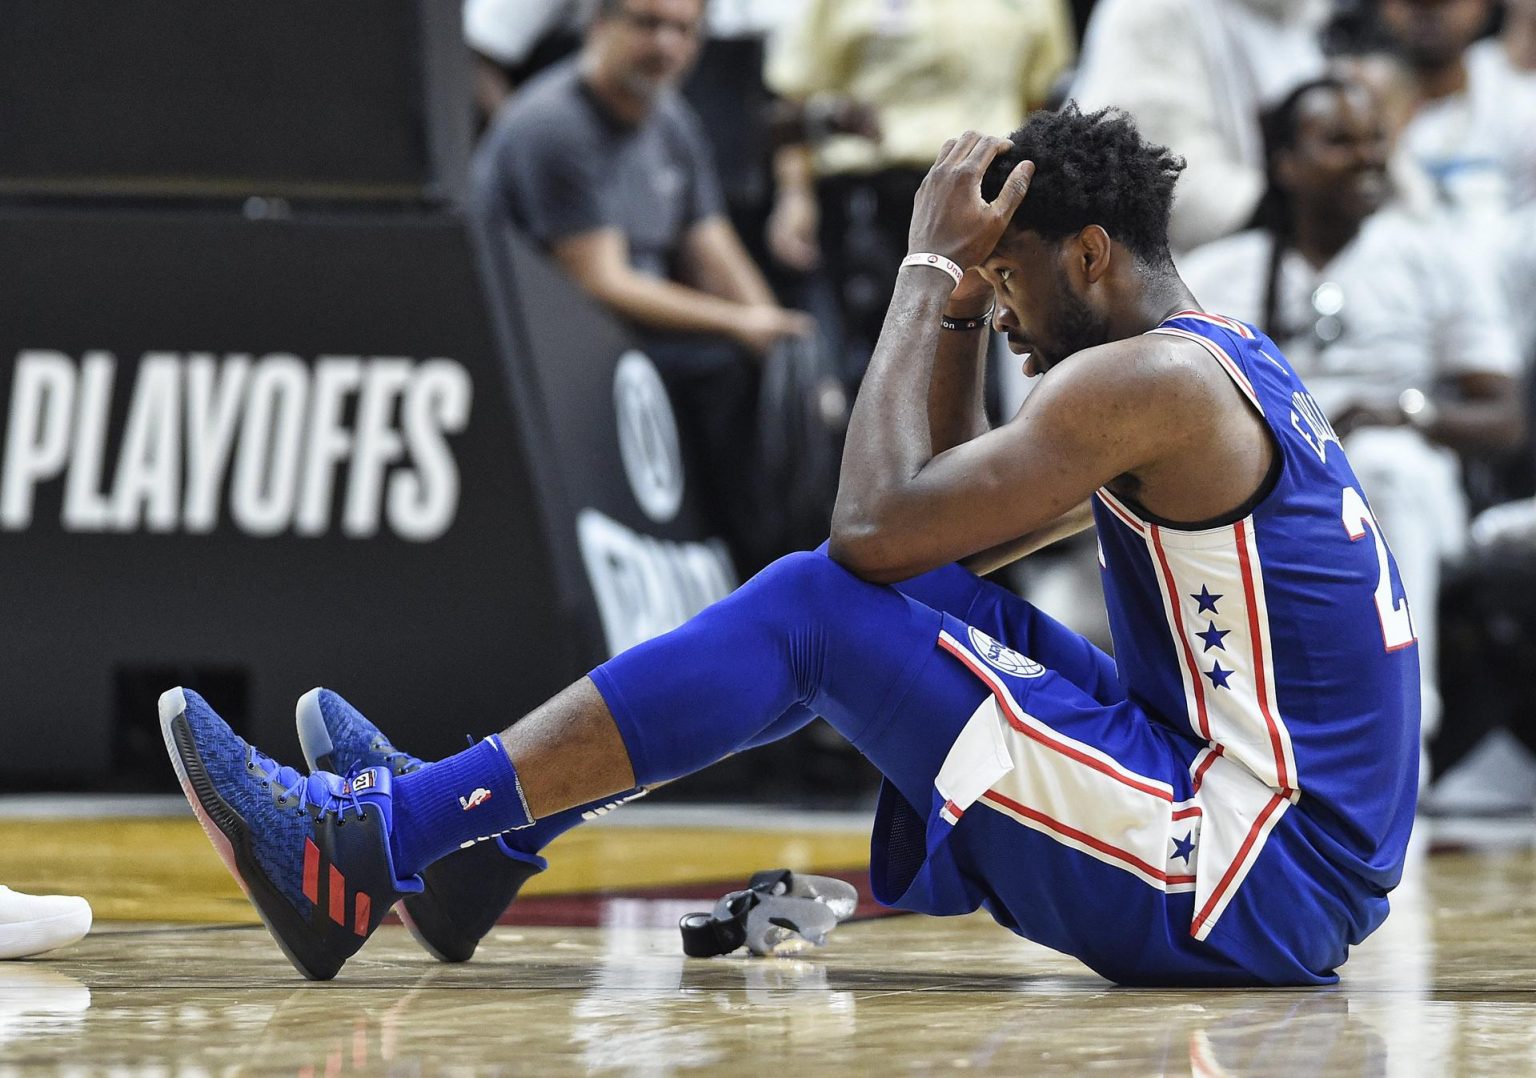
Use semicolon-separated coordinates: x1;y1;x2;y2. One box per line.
0;887;92;959
1424;729;1536;817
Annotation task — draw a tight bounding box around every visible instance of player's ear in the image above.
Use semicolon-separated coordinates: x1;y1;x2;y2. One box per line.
1078;225;1112;285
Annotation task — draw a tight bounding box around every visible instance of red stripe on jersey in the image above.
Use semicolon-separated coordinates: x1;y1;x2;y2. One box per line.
1094;489;1147;535
1192;745;1223;791
1167;310;1256;339
938;634;1173;802
329;865;346;926
1234;519;1292;792
1149;525;1213;741
982;791;1171;882
1172;805;1203;821
1190;793;1288;936
302;838;320;904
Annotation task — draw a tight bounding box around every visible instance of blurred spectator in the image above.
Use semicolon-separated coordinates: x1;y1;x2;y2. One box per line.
677;0;828;268
1329;44;1441;215
1072;0;1329;252
473;0;814;570
463;0;583;125
1376;0;1536;216
765;0;1075;381
1503;199;1536;360
1180;75;1524;767
1428;193;1536;812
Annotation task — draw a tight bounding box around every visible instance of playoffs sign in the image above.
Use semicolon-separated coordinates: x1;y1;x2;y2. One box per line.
2;350;472;540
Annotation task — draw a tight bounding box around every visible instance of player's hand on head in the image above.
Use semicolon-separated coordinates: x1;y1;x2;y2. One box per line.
908;132;1034;271
946;267;995;319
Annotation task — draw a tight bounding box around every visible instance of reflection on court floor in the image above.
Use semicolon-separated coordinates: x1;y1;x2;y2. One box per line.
1;803;1533;1074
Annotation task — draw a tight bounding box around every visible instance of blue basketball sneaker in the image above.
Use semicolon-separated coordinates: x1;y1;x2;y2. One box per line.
294;688;545;963
160;686;422;981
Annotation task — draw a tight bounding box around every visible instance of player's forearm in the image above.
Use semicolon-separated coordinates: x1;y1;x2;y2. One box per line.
960;500;1096;576
830;268;951;562
927;325;990;452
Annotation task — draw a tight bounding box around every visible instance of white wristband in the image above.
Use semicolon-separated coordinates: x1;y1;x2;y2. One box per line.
901;252;964;286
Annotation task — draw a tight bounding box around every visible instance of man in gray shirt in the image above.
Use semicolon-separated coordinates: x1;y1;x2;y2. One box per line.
473;0;811;569
474;0;810;351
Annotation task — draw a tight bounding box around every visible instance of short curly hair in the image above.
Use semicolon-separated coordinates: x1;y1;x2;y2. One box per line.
982;104;1186;268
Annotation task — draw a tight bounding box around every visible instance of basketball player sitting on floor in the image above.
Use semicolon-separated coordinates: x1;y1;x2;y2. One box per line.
163;105;1419;987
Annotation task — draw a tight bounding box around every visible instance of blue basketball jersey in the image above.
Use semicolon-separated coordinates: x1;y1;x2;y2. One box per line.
1091;310;1420;945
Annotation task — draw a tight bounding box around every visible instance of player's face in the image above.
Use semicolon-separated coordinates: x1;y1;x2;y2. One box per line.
593;0;706;99
979;231;1109;378
1279;85;1390;223
1378;0;1492;66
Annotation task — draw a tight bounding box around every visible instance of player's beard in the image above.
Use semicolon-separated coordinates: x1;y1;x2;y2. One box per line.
1035;267;1109;373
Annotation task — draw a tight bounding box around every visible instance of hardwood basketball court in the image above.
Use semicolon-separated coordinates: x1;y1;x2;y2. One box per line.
1;802;1532;1074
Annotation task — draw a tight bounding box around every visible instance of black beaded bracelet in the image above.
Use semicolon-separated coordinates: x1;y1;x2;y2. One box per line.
940;308;993;332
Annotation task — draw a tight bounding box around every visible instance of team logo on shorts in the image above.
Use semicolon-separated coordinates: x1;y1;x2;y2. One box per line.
967;626;1045;678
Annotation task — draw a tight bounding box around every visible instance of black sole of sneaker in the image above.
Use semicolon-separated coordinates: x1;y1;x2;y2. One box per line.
159;688;350;982
398;839;536;963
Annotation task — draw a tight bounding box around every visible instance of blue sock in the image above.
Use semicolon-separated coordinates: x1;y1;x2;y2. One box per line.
390;736;533;877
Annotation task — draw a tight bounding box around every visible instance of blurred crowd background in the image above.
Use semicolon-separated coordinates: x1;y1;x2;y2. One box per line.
466;0;1536;812
2;0;1533;814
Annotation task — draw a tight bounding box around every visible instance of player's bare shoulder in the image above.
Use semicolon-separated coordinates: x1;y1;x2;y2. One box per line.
1024;332;1227;433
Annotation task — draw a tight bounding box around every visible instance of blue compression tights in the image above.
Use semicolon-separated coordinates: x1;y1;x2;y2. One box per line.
400;549;1124;870
586;550;991;810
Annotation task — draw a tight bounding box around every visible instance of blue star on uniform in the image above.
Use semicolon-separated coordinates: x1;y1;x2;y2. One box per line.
1196;621;1230;652
1204;660;1234;689
1171;832;1195;863
1191;585;1222;614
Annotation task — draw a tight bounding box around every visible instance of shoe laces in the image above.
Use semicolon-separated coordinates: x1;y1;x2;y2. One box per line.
370;738;423;775
249;748;367;821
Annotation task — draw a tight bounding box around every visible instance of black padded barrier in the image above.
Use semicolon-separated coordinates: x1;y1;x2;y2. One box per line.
0;205;736;787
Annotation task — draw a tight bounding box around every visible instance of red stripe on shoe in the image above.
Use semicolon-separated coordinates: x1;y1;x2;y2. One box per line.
329;865;346;925
302;839;320;904
354;892;371;936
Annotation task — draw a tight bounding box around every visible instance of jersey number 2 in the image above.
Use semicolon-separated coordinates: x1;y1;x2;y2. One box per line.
1341;486;1416;651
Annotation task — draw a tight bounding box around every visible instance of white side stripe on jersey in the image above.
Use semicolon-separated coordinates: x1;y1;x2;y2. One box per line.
1233;517;1299;794
935;632;1195;892
939;631;1175;801
1146;521;1216;744
1188;751;1292;941
1096;499;1303;937
1109;510;1303;797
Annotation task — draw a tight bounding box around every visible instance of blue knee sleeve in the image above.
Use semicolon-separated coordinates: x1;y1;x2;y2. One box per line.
589;551;944;788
